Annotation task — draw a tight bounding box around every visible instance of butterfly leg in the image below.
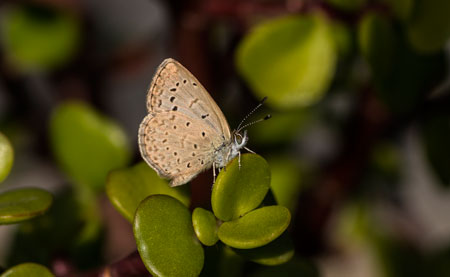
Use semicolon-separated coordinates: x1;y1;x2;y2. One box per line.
213;162;216;184
238;151;241;169
244;146;256;154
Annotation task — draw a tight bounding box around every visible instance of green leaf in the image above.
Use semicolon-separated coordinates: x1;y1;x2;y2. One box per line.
268;157;303;213
50;101;131;191
218;205;290;249
192;208;219;246
0;132;14;183
249;110;312;146
331;22;353;58
1;3;80;71
134;195;204;277
248;258;319;277
0;188;53;225
380;0;414;21
358;12;396;82
420;114;450;186
232;231;294;265
211;154;270;221
406;0;450;53
236;14;337;109
106;162;189;222
358;12;446;114
6;189;103;269
0;263;54;277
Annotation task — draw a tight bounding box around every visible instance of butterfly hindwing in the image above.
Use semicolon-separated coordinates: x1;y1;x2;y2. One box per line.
138;112;222;186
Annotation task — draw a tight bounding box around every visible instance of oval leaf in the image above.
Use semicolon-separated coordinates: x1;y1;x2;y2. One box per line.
407;0;450;53
218;205;290;249
212;154;270;221
358;12;396;81
1;4;80;71
192;207;218;246
236;14;337;109
106;162;189;222
232;231;294;266
50;101;131;191
0;263;54;277
0;132;14;183
0;188;53;224
134;195;204;277
269;157;303;213
248;258;319;277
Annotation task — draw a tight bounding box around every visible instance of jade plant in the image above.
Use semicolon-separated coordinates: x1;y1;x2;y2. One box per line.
0;100;300;276
0;132;53;226
107;154;294;276
0;133;55;276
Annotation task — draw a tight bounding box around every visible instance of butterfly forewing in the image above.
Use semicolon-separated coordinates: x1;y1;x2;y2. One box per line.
146;58;231;140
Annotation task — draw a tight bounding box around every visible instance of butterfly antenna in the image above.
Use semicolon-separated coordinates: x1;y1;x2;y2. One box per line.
237;114;271;133
236;97;268;131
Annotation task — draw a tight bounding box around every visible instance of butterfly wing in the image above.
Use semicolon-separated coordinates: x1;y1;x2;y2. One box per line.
146;58;231;140
138;112;225;187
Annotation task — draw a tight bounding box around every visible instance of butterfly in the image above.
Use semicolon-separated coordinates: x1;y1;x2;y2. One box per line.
138;58;266;187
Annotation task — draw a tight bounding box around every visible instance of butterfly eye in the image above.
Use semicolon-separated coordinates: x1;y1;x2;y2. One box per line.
234;133;243;144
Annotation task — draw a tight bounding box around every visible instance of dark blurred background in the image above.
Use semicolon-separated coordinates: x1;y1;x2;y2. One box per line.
0;0;449;276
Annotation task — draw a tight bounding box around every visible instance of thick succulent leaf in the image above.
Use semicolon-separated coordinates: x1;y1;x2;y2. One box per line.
248;258;319;277
134;195;204;277
236;14;337;109
0;132;14;183
218;205;290;249
106;162;189;222
0;263;54;277
192;207;219;246
50;101;131;191
232;231;294;265
212;154;270;221
0;188;53;225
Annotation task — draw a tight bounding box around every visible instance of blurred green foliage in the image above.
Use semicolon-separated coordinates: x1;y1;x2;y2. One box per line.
236;14;337;109
248;258;319;277
50;101;131;192
268;157;303;214
7;189;103;270
0;0;449;275
421;114;450;186
1;3;80;71
326;0;368;12
358;11;446;114
406;0;450;53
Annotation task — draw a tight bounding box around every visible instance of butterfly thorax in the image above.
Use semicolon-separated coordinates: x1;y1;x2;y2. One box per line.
214;130;248;168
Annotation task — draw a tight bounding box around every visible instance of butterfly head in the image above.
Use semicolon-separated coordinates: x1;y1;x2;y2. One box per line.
230;130;248;160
